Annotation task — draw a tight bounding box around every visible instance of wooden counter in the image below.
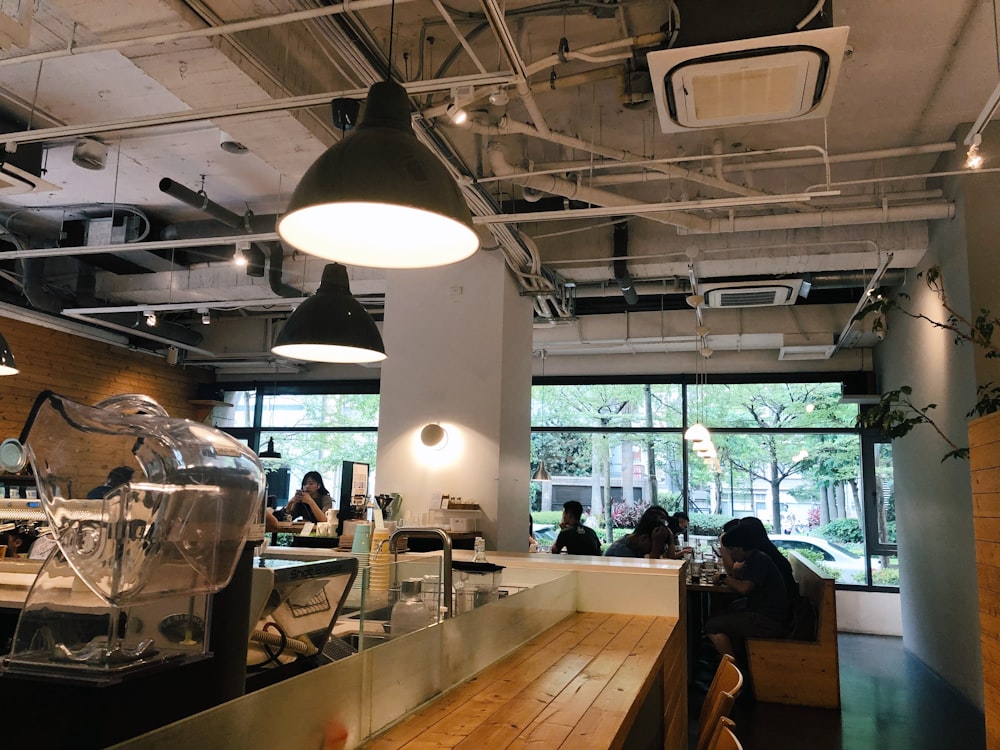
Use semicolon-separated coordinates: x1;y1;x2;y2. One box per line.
362;611;685;750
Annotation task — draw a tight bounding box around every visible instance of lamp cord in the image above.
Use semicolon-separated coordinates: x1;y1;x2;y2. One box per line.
386;0;396;82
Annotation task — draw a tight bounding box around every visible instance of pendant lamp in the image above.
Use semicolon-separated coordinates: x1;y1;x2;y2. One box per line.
276;80;480;268
532;459;551;482
271;263;386;363
0;332;17;376
683;423;710;442
258;437;282;460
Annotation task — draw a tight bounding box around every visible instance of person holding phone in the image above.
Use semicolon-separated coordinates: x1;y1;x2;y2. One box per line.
284;471;333;523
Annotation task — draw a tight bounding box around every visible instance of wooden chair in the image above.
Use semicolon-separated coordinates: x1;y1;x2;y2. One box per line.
706;716;743;750
696;655;744;750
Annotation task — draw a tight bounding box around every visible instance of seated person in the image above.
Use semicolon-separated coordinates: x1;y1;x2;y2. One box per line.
737;516;798;619
666;512;693;559
86;465;135;499
284;471;333;523
551;501;602;555
704;523;790;659
4;523;38;558
604;506;672;559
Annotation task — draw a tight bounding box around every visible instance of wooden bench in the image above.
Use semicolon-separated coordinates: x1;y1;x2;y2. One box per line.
361;611;688;750
745;551;840;708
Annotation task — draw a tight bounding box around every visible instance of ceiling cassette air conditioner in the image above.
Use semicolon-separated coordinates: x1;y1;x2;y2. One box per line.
701;279;803;308
646;26;851;134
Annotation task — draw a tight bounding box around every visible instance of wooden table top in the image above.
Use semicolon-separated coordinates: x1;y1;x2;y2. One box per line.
361;611;679;750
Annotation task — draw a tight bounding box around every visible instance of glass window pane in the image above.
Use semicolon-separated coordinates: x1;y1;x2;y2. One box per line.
260;430;378;503
222;390;256;428
691;432;866;583
260;394;379;428
531;430;685;532
531;385;682;428
694;382;858;429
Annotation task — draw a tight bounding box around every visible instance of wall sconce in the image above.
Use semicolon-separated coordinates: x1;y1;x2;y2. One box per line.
420;423;448;450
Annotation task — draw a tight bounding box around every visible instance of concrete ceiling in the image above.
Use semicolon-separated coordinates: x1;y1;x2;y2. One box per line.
0;0;995;376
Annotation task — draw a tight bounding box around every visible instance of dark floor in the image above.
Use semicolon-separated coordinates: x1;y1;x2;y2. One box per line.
688;633;986;750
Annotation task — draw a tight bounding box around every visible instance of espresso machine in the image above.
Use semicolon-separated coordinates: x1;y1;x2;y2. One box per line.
0;391;264;746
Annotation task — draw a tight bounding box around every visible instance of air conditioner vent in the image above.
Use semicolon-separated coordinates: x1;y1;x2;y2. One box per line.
646;27;850;134
701;280;802;308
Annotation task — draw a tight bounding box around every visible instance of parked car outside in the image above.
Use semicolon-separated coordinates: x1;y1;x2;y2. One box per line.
768;534;876;582
532;523;559;546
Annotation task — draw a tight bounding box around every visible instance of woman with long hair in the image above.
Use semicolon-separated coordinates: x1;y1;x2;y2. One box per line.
284;470;333;523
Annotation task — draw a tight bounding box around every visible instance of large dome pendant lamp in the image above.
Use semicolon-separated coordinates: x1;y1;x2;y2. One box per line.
271;263;386;364
276;0;480;270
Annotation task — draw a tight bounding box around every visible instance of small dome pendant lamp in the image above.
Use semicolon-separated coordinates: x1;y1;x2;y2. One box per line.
271;263;386;364
276;0;480;270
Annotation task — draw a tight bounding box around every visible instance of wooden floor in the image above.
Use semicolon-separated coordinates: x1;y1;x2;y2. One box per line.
690;633;986;750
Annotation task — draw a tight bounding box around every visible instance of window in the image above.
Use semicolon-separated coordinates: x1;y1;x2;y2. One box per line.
532;379;897;590
218;386;379;505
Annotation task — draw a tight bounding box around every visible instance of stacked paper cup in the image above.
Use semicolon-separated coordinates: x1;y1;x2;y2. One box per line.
350;522;373;593
368;527;391;591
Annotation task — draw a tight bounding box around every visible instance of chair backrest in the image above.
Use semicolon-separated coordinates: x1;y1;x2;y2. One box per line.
696;688;738;750
698;654;744;736
706;716;743;750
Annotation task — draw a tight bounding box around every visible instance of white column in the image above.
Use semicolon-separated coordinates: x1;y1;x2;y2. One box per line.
374;251;534;551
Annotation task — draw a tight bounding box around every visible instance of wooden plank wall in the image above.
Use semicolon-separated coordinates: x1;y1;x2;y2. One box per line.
971;410;1000;750
0;316;213;471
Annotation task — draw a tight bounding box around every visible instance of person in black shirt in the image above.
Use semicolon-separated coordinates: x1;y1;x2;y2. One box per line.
85;465;135;500
551;500;602;555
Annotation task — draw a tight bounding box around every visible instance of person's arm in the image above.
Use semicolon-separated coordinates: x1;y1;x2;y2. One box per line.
551;530;565;554
648;526;670;559
719;573;754;595
301;493;327;523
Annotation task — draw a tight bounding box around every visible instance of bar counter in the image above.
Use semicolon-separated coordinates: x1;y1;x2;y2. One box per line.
105;551;688;750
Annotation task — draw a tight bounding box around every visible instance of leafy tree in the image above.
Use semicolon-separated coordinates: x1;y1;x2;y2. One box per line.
855;265;1000;459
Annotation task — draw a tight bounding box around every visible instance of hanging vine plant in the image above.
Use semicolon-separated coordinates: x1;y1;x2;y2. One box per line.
854;265;1000;461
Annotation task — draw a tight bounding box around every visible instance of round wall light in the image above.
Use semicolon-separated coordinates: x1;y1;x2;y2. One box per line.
420;423;448;450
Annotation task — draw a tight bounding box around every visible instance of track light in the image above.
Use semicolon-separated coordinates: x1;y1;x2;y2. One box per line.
144;311;157;327
198;307;211;325
445;102;469;126
488;86;509;106
966;133;984;169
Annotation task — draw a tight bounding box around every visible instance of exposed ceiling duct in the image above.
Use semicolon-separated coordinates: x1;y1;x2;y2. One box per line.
612;222;638;306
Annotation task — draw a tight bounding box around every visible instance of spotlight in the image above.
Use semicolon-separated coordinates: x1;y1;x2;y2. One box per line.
488;86;509;106
144;311;157;327
445;102;469;126
198;307;210;325
966;134;984;169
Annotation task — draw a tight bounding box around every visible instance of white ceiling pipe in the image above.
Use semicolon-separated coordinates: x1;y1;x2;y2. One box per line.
705;203;954;234
523;32;666;77
473;119;773;200
487;145;712;233
0;0;418;69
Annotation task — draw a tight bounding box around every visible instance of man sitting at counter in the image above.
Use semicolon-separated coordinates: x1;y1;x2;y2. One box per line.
551;501;602;556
